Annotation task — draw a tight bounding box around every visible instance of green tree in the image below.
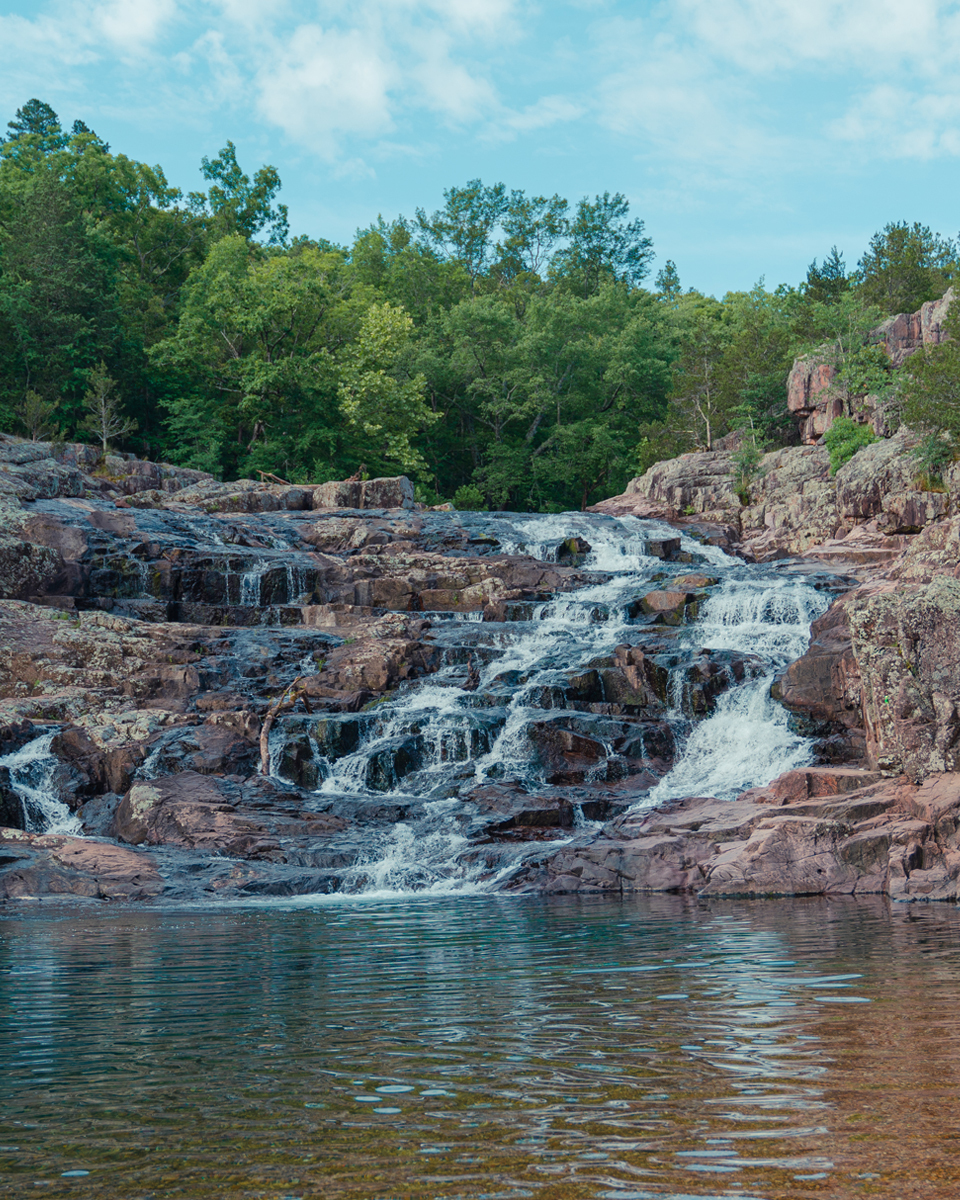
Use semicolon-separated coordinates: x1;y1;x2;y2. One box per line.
0;168;119;431
80;360;137;451
900;304;960;448
415;179;508;286
551;192;653;297
14;389;59;440
4;99;65;152
655;260;681;303
337;303;435;473
855;221;956;315
804;246;849;305
191;141;289;246
661;292;730;450
495;190;568;280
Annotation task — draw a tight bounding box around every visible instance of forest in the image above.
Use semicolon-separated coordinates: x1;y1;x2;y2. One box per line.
1;98;958;512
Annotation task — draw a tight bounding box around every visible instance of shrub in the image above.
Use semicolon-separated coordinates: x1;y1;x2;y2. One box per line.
452;484;487;511
730;435;764;506
911;431;956;490
824;416;877;475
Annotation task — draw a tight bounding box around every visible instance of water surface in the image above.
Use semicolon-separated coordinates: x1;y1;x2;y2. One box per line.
2;895;960;1199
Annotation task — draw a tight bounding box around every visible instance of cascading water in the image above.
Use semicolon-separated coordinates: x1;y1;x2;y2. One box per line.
641;578;829;805
0;734;81;836
281;512;831;895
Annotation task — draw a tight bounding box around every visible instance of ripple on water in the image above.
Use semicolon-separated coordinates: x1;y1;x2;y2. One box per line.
2;894;960;1199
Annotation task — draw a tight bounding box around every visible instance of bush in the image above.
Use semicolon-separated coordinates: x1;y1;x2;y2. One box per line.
452;484;487;511
824;416;877;475
911;431;956;490
730;435;764;506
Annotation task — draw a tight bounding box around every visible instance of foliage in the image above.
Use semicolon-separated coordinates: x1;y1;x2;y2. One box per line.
855;221;957;316
452;484;486;511
823;416;877;475
15;389;59;440
803;246;849;305
80;360;137;452
730;433;764;505
910;432;956;489
2;95;958;511
900;305;960;446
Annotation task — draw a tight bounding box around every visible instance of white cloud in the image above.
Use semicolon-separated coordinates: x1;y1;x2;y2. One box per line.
94;0;179;56
254;23;398;157
671;0;942;72
481;94;585;144
830;84;960;158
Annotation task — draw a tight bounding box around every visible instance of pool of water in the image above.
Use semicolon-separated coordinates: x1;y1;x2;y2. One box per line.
2;895;960;1199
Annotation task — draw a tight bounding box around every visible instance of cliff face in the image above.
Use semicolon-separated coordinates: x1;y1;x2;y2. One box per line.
786;288;953;443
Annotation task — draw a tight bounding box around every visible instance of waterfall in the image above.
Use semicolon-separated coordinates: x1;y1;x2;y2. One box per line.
0;734;81;836
280;512;830;895
641;578;828;805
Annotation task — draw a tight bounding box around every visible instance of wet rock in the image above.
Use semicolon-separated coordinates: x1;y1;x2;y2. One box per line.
527;720;609;784
504;769;960;901
112;773;283;859
773;601;865;757
635;589;697;625
0;536;65;600
556;536;591;567
0;828;163;901
0;767;24;829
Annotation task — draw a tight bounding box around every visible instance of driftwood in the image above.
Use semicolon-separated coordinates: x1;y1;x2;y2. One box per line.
259;676;312;775
257;470;291;486
464;655;481;692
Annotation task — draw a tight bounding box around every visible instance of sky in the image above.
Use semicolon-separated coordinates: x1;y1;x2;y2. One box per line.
2;0;960;297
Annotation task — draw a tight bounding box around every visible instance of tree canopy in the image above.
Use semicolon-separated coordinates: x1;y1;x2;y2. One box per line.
1;98;956;510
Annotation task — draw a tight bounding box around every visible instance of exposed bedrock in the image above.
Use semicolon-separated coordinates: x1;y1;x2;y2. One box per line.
4;418;960;906
504;769;960;902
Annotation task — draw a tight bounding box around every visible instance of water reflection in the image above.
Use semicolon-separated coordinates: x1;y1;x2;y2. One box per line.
1;896;960;1198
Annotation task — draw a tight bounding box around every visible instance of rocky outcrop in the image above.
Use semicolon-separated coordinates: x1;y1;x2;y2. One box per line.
505;768;960;902
595;425;957;565
787;288;953;444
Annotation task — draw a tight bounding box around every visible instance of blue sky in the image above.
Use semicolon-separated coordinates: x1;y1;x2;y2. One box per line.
2;0;959;297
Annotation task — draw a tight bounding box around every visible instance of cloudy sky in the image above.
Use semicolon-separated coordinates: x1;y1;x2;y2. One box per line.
2;0;959;295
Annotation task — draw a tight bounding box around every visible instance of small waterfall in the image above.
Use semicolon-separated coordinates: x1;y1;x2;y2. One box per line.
0;734;81;836
640;578;828;805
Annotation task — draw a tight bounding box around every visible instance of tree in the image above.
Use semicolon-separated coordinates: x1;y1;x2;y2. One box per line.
900;304;960;445
0;168;119;431
337;303;435;473
80;361;136;451
496;191;568;279
551;192;653;297
856;221;956;315
5;99;65;152
15;390;59;440
655;260;681;303
191;141;289;246
662;292;729;450
804;246;848;305
415;179;508;285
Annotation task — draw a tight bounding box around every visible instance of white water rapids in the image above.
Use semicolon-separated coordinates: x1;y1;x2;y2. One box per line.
0;734;81;836
299;512;832;894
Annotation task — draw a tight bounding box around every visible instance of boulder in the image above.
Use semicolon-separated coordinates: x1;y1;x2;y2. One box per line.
312;476;415;510
846;576;960;778
112;773;282;859
0;827;163;901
